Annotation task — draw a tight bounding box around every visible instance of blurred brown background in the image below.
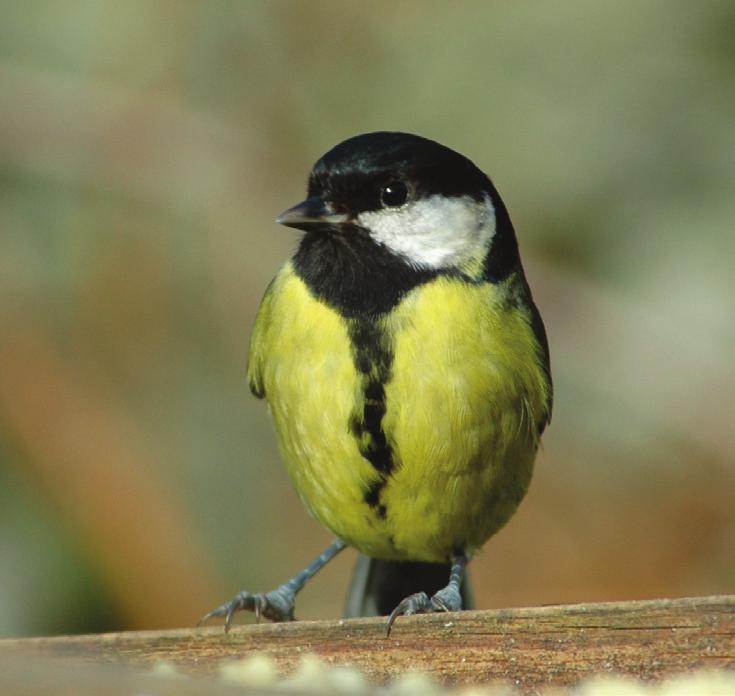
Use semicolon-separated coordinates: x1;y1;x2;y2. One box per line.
0;1;733;638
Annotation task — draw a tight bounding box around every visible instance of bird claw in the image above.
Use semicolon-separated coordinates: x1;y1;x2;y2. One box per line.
386;584;463;636
199;585;296;632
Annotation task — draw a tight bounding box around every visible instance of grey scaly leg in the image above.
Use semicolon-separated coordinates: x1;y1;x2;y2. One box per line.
386;551;468;636
199;539;346;632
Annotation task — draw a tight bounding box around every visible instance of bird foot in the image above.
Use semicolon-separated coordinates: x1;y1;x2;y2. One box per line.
386;583;462;636
199;584;296;632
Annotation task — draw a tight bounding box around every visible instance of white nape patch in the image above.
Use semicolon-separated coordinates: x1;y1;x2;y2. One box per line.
356;194;496;270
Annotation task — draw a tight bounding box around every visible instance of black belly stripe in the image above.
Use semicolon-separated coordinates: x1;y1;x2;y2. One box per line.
347;317;395;518
364;481;387;519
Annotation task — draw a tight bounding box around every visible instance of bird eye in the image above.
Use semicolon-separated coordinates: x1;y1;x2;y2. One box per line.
380;181;408;208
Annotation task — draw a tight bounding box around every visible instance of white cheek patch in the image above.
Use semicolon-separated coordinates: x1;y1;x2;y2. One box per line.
356;194;496;270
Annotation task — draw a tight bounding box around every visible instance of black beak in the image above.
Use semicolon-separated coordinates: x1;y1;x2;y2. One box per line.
275;196;348;230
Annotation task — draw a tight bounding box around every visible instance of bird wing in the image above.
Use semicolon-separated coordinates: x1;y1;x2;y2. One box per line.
246;277;277;400
527;297;553;435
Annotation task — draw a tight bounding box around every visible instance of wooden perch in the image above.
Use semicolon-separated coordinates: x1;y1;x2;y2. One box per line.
1;595;733;694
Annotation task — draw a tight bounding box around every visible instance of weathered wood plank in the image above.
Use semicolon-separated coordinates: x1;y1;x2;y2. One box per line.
1;595;733;693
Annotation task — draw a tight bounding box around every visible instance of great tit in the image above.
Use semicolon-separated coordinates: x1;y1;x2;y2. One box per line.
201;131;552;635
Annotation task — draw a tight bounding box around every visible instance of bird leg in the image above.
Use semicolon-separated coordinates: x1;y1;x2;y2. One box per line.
386;552;467;636
199;539;346;632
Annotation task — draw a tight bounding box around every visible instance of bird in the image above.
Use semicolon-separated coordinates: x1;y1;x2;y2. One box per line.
200;131;552;635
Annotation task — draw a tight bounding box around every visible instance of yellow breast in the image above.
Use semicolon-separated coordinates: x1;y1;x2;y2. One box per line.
249;263;550;562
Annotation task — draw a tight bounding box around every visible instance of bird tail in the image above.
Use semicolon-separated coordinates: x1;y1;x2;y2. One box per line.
343;554;474;618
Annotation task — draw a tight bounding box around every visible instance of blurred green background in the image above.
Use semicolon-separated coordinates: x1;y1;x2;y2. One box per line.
0;0;733;638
